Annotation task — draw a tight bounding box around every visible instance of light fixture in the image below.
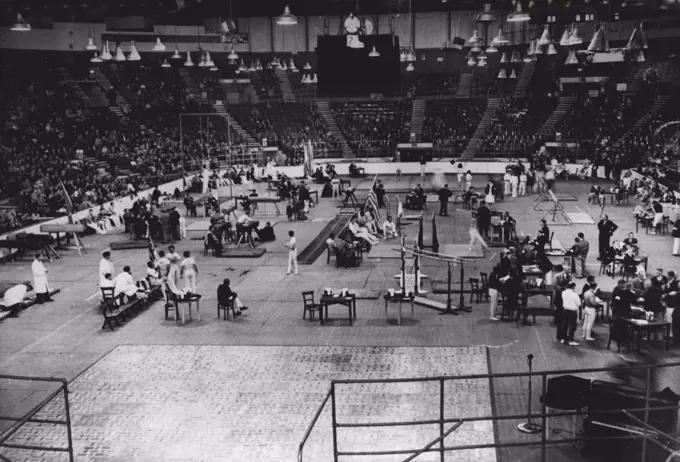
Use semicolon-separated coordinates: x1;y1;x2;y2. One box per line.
533;39;543;55
86;37;98;51
538;25;552;47
511;50;521;63
10;13;31;32
626;24;648;52
276;5;298;26
568;24;583;46
205;52;215;68
270;57;280;67
302;74;310;84
114;44;127;61
198;54;206;67
280;60;288;71
405;62;414;71
256;60;263;71
238;59;247;73
509;69;517;79
210;65;218;72
587;24;609;53
500;52;508;63
406;47;416;62
467;30;481;45
128;41;141;61
399;50;407;62
290;59;299;72
523;53;533;63
471;44;482;53
507;2;530;23
184;52;194;67
486;44;498;53
161;59;171;68
527;40;536;56
90;53;102;63
477;56;488;67
547;43;557;55
636;49;645;63
152;37;166;51
559;27;571;47
227;45;239;60
171;47;182;59
369;46;380;58
303;61;312;70
248;61;256;72
476;9;495;23
565;50;579;65
498;68;507;79
312;74;318;83
467;56;477;67
491;29;509;46
101;41;112;61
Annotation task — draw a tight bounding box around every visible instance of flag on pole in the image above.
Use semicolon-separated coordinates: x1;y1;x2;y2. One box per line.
366;174;381;222
59;181;74;224
148;234;156;265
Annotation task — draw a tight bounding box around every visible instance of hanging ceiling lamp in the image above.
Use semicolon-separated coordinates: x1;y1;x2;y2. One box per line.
538;24;552;47
467;55;477;66
301;74;309;84
205;52;215;68
467;30;481;45
151;37;165;52
238;59;247;72
639;22;648;49
626;24;648;52
547;43;557;56
276;5;298;26
228;58;237;66
491;29;509;47
227;45;239;60
507;2;530;23
280;60;288;71
636;49;646;63
477;55;487;67
101;41;113;61
290;59;299;72
114;44;127;62
198;54;206;68
161;59;171;68
312;74;318;83
587;24;609;53
405;62;414;72
527;40;536;56
184;52;194;67
10;13;31;31
407;48;416;62
500;52;508;63
303;61;312;70
533;39;543;55
368;46;380;58
568;24;583;46
90;52;102;63
486;44;498;53
559;27;571;47
86;36;98;51
399;50;407;62
509;69;517;79
128;41;141;61
511;50;521;63
565;50;579;65
498;68;507;79
171;47;182;59
247;61;256;72
256;59;263;71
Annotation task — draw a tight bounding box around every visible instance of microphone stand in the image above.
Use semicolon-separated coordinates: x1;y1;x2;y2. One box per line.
517;354;542;434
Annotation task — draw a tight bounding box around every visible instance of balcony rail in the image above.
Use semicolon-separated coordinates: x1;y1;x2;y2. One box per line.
298;360;680;462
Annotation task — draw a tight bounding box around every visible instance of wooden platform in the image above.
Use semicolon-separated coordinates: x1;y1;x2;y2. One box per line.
110;240;149;250
214;248;267;258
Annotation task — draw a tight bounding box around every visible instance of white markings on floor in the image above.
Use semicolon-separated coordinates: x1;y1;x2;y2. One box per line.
85;291;100;301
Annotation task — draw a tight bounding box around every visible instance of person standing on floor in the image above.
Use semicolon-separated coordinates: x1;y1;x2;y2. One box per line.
99;251;115;287
468;217;489;253
420;154;427;177
560;282;581;346
167;245;182;287
31;253;53;304
519;171;527;196
476;201;492;239
597;215;618;260
438;184;453;217
663;271;678;340
672;217;680;256
582;282;600;341
285;230;299;275
503;170;511;197
180;251;198;293
488;265;502;321
510;172;519;198
573;232;589;278
465;171;473;191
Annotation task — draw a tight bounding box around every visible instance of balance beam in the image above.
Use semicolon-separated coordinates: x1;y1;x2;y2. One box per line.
413;297;448;311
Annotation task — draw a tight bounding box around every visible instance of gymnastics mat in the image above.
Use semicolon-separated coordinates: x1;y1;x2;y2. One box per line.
110;240;150;250
214;248;267;258
566;212;596;224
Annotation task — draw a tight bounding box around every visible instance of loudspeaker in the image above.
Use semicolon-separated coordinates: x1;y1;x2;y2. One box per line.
583;380;679;462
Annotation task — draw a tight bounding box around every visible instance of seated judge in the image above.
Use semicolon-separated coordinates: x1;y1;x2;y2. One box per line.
623;232;639;254
382;216;399;239
217;278;248;315
236;211;257;245
349;216;379;246
255;222;276;242
113;266;140;301
205;227;224;255
363;210;379;235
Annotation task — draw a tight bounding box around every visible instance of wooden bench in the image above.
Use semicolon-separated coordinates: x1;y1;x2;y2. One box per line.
100;281;161;331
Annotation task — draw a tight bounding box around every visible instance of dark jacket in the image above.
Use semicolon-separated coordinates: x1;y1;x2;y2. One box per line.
217;283;237;305
598;219;618;241
644;286;664;314
438;188;452;203
611;286;634;318
477;205;491;225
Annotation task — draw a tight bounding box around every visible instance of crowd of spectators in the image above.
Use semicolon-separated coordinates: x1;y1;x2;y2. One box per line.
479;96;558;156
330;101;411;155
229;103;339;163
421;100;483;155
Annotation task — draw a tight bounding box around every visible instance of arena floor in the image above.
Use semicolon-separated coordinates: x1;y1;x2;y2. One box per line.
0;174;678;462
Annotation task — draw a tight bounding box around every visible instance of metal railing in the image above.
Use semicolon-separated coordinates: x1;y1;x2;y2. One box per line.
0;375;74;461
298;360;680;462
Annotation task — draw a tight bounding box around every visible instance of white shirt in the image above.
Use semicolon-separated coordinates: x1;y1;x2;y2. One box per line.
113;272;138;297
465;173;472;183
520;174;527;183
287;236;297;252
510;175;518;185
237;214;249;224
180;257;197;274
383;220;396;232
156;257;170;277
99;258;115;283
562;289;581;311
167;252;181;266
504;173;511;182
3;284;27;307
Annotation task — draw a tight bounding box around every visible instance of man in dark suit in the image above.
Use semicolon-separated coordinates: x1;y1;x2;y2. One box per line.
572;232;589;278
217;278;248;316
438;184;453;216
476;201;491;239
537;219;550;251
597;214;618;260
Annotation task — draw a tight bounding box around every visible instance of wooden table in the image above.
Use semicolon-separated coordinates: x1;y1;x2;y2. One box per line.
611;255;648;278
384;294;415;325
309;190;319;204
319;294;356;325
624;317;671;353
173;294;202;324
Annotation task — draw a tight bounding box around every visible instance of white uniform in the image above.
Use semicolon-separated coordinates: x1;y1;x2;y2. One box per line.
503;173;511;196
31;259;49;295
286;236;298;275
99;258;115;286
180;257;198;293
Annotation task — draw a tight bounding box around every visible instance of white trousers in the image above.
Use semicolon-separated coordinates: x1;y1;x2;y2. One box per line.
504;181;510;196
673;238;680;255
332;184;340;198
184;271;197;293
666;307;675;337
582;307;596;339
489;288;499;317
287;250;298;274
519;182;526;196
511;182;518;198
420;164;426;176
